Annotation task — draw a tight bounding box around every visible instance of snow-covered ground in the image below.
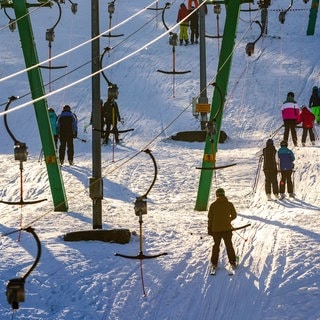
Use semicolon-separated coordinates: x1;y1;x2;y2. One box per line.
0;0;319;319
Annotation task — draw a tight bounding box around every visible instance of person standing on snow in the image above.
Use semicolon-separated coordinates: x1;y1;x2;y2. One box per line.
57;105;78;165
281;92;300;146
278;140;295;199
262;138;279;200
309;86;320;124
299;105;316;146
189;6;199;44
208;188;237;270
103;88;121;145
48;108;59;148
177;3;189;46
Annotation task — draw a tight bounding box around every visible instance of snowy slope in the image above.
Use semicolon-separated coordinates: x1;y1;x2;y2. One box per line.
0;0;319;319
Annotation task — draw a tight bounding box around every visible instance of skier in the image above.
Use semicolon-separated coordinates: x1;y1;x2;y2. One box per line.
57;105;78;165
278;140;295;199
299;105;316;146
208;188;237;270
177;3;189;46
281;92;300;146
262;138;279;200
189;6;199;44
48;108;58;148
309;86;320;124
103;89;122;144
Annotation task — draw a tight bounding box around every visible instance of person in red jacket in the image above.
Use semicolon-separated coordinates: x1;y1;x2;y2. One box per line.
299;105;316;146
177;3;189;46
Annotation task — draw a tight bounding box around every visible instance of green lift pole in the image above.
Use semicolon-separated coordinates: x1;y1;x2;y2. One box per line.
11;0;68;211
307;0;319;36
195;0;242;211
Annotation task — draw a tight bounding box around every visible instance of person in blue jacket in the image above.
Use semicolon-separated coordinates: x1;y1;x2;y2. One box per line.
56;105;78;165
278;140;295;199
48;108;58;148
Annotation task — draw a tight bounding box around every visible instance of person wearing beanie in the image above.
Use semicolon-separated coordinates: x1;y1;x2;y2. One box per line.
208;188;237;270
262;138;279;200
309;86;320;124
189;6;199;44
299;105;316;146
56;105;78;165
103;88;122;145
278;140;295;199
281;91;300;146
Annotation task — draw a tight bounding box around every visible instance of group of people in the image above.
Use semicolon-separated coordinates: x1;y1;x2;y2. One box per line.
262;139;295;201
176;2;202;46
206;87;319;271
281;91;317;147
48;105;78;166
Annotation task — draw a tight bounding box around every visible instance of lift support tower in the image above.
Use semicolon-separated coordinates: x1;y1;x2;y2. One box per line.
195;0;252;211
2;0;68;211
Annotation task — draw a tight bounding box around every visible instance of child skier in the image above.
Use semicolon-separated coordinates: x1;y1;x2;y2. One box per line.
299;105;316;146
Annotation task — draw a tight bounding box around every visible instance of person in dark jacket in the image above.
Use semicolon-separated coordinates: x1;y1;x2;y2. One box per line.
281;92;300;146
278;140;295;198
208;188;237;269
103;96;121;144
299;105;315;146
309;86;320;124
262;138;279;200
56;105;78;165
189;6;199;44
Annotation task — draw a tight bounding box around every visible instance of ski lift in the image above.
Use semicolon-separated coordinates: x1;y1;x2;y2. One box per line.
240;2;260;12
103;0;124;38
108;83;119;99
195;83;237;171
67;0;78;14
4;7;16;32
205;4;223;39
158;3;191;97
0;97;47;206
278;0;293;24
258;0;271;9
6;227;41;310
115;150;167;296
245;20;263;56
279;11;286;24
40;0;67;73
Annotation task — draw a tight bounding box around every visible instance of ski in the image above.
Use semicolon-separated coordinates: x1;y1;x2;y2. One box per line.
210;266;217;275
227;264;236;276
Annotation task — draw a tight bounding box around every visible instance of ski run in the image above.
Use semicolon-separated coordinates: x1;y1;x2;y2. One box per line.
0;1;319;319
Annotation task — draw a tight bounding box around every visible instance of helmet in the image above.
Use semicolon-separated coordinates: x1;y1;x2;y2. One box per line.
216;188;225;197
266;138;273;146
63;105;71;111
280;140;288;147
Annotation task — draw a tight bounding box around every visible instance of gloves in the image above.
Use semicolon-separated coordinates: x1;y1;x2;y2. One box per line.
73;132;77;139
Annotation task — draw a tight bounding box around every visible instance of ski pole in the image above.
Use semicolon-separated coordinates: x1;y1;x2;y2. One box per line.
76;137;87;143
233;230;248;242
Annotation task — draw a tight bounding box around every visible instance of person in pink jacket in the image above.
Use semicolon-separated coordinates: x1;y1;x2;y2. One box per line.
299;105;316;146
281;92;300;146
